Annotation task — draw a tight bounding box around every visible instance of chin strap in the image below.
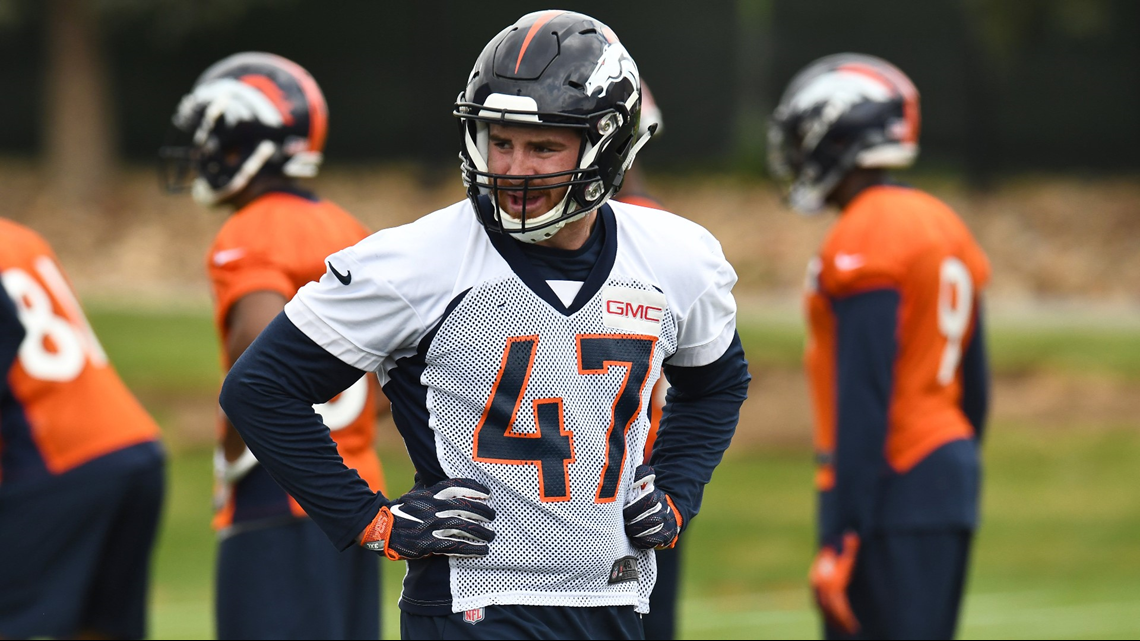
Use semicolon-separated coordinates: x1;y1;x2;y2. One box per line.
498;203;589;244
620;123;657;174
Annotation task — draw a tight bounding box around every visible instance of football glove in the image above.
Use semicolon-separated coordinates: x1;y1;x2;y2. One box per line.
359;478;496;561
809;531;861;635
211;445;259;511
623;465;682;549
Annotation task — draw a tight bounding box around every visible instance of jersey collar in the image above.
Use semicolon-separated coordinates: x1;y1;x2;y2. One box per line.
482;199;618;316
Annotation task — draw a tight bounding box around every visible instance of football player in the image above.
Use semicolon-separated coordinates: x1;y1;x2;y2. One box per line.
220;11;750;640
768;54;991;639
161;52;388;639
0;220;165;640
613;81;682;641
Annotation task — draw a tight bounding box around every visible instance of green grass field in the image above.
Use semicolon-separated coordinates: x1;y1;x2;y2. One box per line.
85;305;1140;640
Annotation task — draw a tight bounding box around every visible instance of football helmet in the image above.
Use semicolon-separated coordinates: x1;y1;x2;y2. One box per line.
768;53;920;214
454;10;653;243
160;52;328;206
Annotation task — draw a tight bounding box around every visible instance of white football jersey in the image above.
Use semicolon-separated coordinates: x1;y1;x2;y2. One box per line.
285;199;737;613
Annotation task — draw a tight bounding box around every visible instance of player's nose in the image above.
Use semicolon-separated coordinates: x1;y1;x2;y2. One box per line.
504;148;543;178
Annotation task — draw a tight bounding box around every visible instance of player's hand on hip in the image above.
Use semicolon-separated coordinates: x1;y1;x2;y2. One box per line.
623;465;682;549
810;531;861;635
359;478;496;560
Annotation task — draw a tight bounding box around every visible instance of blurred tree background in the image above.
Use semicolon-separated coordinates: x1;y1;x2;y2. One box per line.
1;0;1138;207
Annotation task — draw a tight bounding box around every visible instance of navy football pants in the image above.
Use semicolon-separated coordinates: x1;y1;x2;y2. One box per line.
0;442;165;640
215;518;380;640
825;529;973;640
402;604;644;640
643;540;682;640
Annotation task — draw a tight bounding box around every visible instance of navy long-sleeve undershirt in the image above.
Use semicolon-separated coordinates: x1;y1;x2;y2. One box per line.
824;289;899;543
960;303;990;442
818;289;990;544
652;331;751;529
0;287;25;378
220;313;386;550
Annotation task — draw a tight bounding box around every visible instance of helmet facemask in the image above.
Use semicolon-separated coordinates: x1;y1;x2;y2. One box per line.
770;116;877;215
457;93;644;243
160;105;281;207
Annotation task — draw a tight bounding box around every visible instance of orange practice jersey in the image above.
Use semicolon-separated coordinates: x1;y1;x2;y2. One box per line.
617;194;664;211
0;219;160;479
804;186;990;490
207;192;384;528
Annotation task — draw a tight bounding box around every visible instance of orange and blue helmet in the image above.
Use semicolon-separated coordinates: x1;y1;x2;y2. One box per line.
160;52;328;206
454;10;654;243
768;53;920;214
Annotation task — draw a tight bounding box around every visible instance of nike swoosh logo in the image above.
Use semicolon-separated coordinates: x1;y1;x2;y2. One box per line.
328;261;352;285
834;252;866;271
212;248;246;266
389;503;425;524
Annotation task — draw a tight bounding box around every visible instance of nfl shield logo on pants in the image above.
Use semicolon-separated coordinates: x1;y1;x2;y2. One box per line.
463;607;485;625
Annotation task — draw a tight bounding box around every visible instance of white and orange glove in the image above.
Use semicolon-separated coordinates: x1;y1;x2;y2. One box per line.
809;531;861;635
359;478;495;560
622;465;682;550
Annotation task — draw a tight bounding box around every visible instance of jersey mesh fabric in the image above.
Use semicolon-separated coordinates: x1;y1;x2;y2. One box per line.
422;275;678;613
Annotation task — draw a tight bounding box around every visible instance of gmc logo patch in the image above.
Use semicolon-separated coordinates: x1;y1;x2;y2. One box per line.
600;286;666;336
605;300;662;322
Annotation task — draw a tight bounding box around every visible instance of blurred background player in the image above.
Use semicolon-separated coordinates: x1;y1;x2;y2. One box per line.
614;80;682;641
0;219;165;640
161;52;388;639
768;54;991;639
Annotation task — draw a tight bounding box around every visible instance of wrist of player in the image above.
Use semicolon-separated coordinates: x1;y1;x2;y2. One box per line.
623;465;683;550
358;478;496;560
809;530;861;634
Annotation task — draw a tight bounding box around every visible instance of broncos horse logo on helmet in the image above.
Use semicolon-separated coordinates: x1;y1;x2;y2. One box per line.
585;42;639;99
454;10;653;243
160;52;328;206
768;53;920;214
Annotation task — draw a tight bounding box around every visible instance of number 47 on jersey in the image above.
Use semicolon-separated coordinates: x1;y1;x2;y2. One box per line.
473;334;657;504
